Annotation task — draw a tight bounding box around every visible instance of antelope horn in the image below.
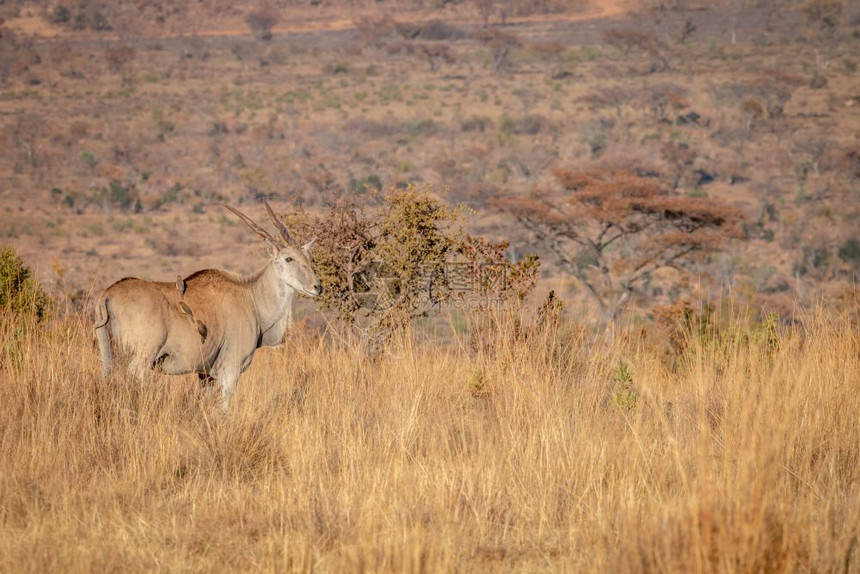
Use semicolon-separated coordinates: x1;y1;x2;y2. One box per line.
219;202;278;245
264;201;294;245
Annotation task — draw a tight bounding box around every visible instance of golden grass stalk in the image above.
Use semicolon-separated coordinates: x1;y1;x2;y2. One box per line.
0;306;858;572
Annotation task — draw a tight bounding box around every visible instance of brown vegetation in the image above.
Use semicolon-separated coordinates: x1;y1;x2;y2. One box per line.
245;2;280;42
504;169;740;321
284;186;539;341
0;1;859;568
1;300;859;571
0;0;855;320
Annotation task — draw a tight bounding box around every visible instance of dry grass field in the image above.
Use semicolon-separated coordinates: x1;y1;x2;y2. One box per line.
1;306;859;571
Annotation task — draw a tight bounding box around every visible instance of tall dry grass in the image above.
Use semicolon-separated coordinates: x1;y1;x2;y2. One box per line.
0;306;859;572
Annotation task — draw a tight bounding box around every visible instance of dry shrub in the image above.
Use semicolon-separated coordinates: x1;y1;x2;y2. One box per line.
145;226;203;257
800;0;844;34
578;85;636;117
526;40;565;60
639;82;689;122
354;14;398;48
838;148;860;180
652;298;712;361
104;45;135;75
745;69;806;118
418;43;455;71
0;30;40;85
283;185;538;342
507;0;569;16
383;38;414;56
343;118;399;140
245;2;279;42
501;113;546;135
475;28;521;74
740;98;764;131
412;19;465;41
603;29;657;54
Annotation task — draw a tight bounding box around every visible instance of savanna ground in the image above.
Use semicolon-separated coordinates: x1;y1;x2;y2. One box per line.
2;304;860;572
2;0;860;571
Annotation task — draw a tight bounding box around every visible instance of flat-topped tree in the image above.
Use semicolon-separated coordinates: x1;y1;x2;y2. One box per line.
504;168;741;322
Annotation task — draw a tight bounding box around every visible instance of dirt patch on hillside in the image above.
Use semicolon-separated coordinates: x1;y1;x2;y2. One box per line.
3;0;636;42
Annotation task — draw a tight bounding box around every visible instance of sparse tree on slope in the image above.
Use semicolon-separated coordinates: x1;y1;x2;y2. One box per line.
504;168;740;322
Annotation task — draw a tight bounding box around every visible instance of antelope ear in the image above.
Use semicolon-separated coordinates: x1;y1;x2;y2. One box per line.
302;238;317;252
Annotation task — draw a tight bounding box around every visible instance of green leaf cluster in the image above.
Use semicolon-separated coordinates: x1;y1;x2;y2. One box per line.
0;246;50;321
286;185;538;339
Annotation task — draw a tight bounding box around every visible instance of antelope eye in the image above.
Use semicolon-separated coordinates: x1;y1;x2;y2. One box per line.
284;257;294;263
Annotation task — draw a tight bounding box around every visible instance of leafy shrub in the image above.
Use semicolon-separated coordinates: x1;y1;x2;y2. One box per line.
415;19;465;41
404;118;436;136
475;28;521;74
52;6;71;24
154;183;182;209
79;150;98;171
108;179;140;211
285;186;538;341
838;238;860;264
812;247;829;270
286;186;458;334
461;116;493;132
67;3;111;32
603;29;657;55
500;114;546;136
0;246;49;321
579;121;609;157
104;45;135;75
349;174;383;194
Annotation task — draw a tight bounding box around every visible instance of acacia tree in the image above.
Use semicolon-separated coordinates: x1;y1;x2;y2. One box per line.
504;168;740;321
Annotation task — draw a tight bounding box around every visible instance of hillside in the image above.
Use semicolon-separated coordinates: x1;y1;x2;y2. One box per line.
1;0;859;318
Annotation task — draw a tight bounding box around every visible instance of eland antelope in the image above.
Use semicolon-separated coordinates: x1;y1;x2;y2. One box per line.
94;202;322;410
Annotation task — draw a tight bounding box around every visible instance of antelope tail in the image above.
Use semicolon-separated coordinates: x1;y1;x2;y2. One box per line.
94;297;110;330
95;297;113;377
